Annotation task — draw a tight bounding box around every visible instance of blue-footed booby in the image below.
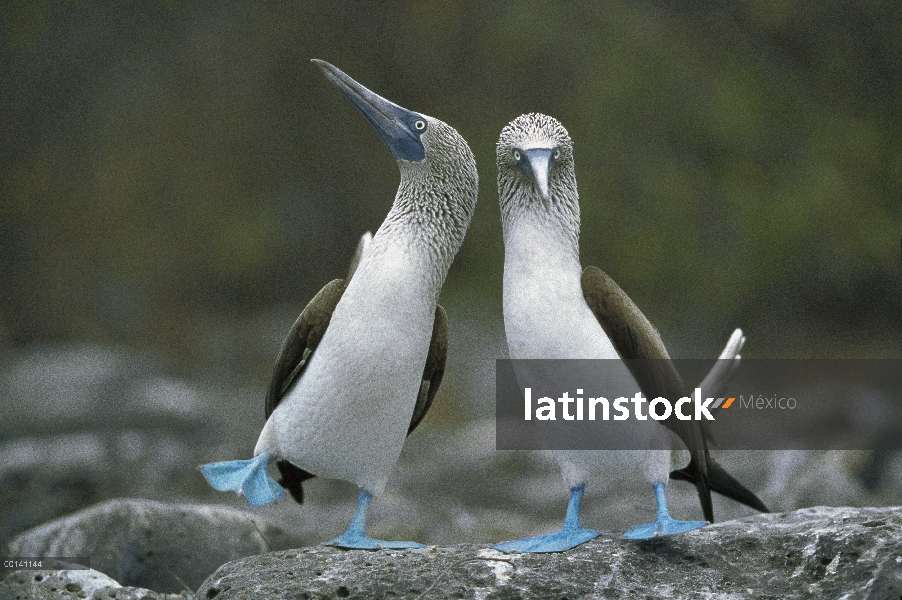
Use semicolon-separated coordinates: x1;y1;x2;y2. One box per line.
200;60;478;549
493;113;767;552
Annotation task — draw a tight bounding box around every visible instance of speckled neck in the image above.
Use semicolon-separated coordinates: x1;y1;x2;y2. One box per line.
372;117;478;292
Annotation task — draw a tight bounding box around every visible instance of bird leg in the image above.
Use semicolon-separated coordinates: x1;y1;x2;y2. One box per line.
622;481;707;539
492;484;600;553
322;488;425;550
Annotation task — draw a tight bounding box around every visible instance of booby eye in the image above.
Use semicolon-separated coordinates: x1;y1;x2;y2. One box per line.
553;148;561;160
414;120;426;131
513;149;521;161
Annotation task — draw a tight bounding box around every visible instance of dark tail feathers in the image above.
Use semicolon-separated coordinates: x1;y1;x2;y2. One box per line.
671;455;769;521
276;460;315;504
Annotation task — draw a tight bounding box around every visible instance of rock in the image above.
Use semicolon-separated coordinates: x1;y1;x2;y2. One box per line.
0;568;190;599
0;344;259;550
0;428;211;550
195;506;902;600
7;498;302;594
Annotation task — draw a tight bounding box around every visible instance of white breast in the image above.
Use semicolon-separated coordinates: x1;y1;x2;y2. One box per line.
502;217;670;486
502;217;619;361
255;239;437;496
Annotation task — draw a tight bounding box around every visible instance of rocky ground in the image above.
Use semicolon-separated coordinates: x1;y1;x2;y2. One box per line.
195;506;902;600
3;503;901;599
1;344;901;598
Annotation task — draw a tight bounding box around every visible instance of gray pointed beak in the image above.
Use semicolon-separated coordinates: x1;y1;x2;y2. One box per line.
312;59;426;163
522;149;553;200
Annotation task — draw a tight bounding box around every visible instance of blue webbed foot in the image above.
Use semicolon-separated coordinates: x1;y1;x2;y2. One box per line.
622;481;707;540
622;516;706;540
493;526;600;553
199;452;284;506
323;488;424;550
323;532;424;550
493;484;599;553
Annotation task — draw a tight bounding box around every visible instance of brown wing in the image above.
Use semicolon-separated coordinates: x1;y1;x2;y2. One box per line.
408;305;447;435
265;278;347;504
581;266;770;518
581;266;713;521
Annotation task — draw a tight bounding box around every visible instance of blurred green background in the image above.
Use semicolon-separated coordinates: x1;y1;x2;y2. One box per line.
2;0;900;379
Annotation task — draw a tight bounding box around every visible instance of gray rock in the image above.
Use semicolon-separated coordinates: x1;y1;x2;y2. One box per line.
0;568;191;599
194;506;902;600
0;428;211;550
7;499;301;594
0;344;259;551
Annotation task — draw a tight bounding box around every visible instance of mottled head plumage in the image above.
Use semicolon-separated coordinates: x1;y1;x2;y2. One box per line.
497;113;579;245
497;113;573;162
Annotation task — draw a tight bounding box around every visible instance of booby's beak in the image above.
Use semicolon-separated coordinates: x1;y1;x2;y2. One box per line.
522;148;553;200
313;59;426;163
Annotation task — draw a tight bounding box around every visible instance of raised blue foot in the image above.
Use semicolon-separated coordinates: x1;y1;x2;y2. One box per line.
323;489;425;550
622;482;707;540
199;452;284;506
493;484;600;553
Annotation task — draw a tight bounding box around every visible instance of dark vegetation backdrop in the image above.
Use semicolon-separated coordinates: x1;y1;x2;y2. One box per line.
2;1;900;368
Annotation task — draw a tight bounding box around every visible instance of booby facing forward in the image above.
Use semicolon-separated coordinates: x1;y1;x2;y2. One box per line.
201;60;478;549
493;113;767;552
